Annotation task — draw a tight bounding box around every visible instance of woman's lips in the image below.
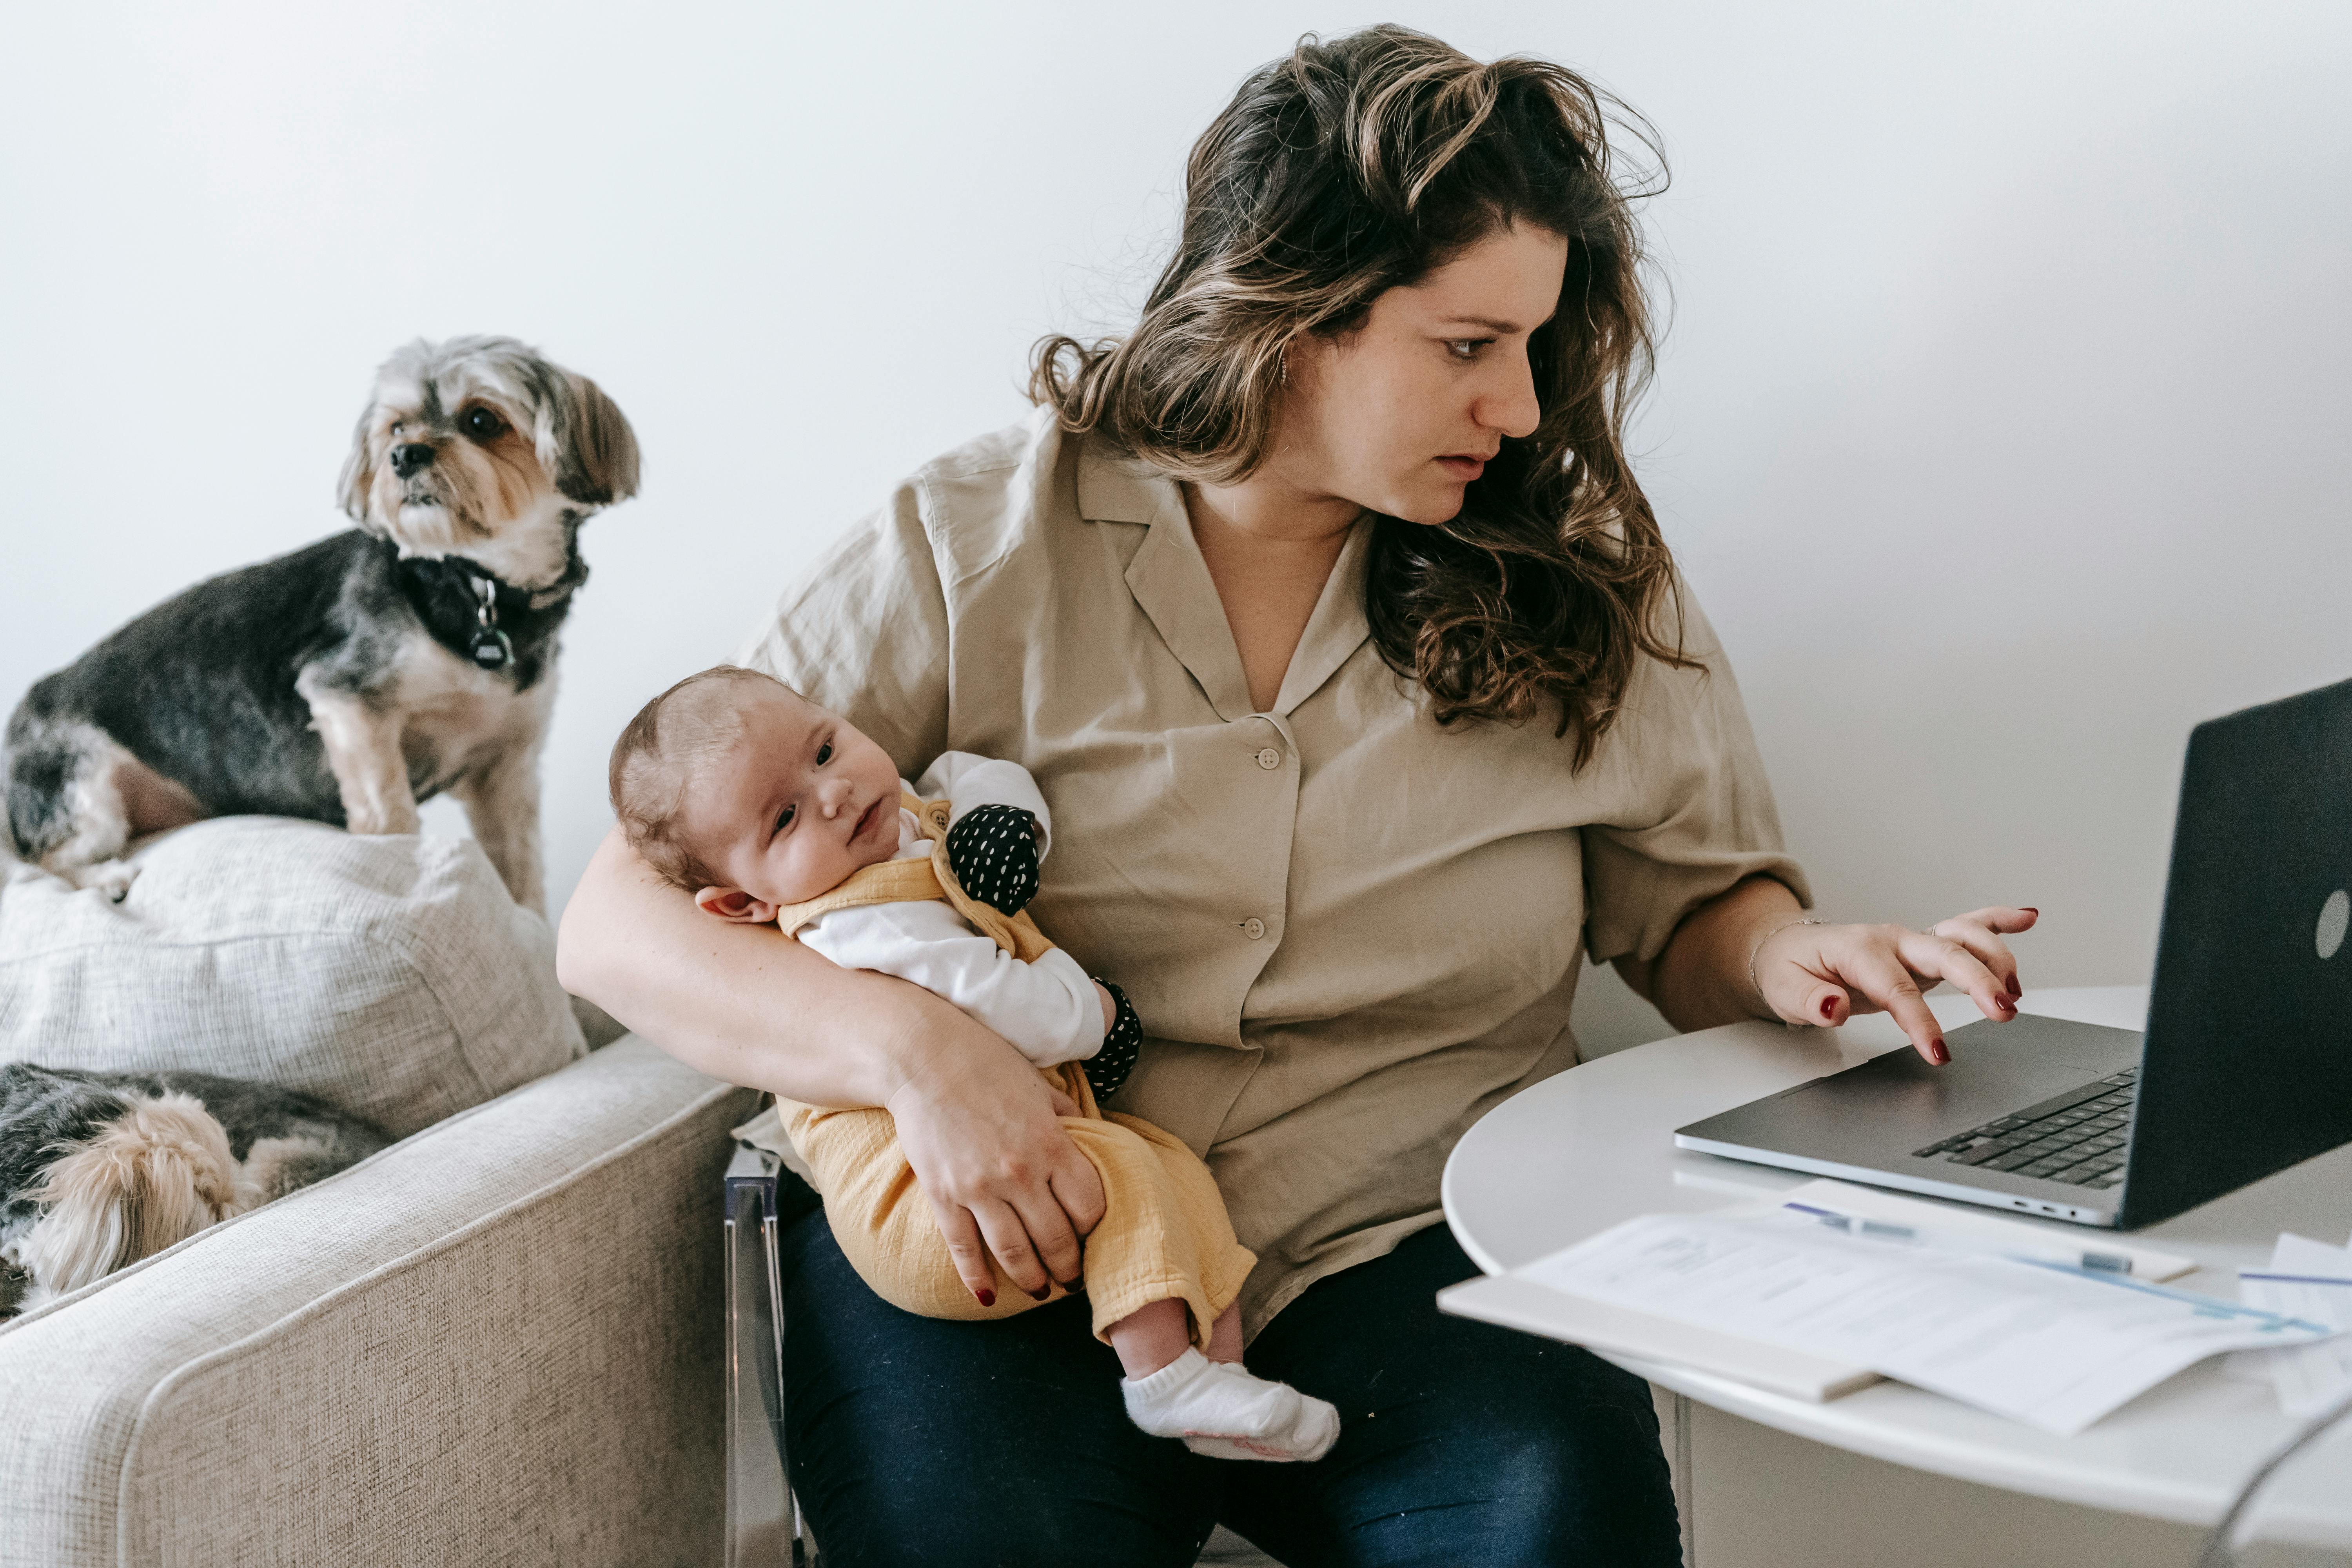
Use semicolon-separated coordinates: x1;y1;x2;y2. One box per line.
1435;455;1486;482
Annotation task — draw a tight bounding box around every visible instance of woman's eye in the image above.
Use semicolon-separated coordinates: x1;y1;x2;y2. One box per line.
461;407;506;441
775;804;795;833
1445;339;1486;361
815;742;834;766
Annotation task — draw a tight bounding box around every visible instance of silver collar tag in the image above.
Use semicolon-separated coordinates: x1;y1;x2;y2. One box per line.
468;575;514;670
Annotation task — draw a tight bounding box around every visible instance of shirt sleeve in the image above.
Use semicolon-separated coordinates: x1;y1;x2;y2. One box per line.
797;900;1107;1067
913;751;1054;859
1579;586;1813;965
737;477;951;782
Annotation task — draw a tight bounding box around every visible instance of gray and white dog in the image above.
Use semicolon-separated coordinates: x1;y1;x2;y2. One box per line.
0;1063;389;1315
2;336;639;910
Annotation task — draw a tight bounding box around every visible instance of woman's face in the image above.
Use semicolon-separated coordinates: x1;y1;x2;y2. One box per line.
1278;222;1568;526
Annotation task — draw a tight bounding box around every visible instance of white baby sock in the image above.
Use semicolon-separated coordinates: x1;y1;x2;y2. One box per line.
1120;1348;1341;1463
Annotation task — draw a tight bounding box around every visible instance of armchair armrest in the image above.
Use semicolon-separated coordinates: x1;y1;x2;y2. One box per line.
0;1038;757;1568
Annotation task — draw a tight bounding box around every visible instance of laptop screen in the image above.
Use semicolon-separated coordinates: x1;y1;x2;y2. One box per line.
2125;677;2352;1226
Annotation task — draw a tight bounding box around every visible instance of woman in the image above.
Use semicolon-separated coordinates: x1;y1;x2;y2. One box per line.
560;26;2032;1566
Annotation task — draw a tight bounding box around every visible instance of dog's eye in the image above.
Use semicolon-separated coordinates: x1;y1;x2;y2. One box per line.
461;407;506;441
815;742;834;766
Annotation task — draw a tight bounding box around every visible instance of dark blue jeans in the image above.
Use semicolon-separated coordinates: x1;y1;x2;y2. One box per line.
774;1184;1683;1568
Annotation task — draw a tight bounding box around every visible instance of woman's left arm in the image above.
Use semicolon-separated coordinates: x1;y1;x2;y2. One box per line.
1617;874;2039;1064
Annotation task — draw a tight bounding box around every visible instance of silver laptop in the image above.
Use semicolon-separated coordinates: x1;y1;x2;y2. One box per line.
1675;678;2352;1230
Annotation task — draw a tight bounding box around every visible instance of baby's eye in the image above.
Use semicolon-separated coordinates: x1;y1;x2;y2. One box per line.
815;742;834;766
775;804;795;834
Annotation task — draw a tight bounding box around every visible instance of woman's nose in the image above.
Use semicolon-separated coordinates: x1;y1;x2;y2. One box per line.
1477;355;1542;440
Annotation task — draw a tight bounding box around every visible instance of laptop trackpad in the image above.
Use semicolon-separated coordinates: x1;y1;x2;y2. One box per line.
1693;1014;2144;1157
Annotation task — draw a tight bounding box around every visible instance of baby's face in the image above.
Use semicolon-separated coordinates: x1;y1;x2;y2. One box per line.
684;686;904;918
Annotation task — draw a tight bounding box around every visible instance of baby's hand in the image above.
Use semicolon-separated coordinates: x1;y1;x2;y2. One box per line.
945;804;1042;915
1094;981;1117;1035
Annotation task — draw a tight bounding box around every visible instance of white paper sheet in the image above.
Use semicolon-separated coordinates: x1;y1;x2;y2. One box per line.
1519;1210;2341;1435
2233;1232;2352;1417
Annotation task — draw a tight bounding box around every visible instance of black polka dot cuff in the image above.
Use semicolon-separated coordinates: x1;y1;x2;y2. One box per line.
944;803;1042;916
1089;978;1143;1102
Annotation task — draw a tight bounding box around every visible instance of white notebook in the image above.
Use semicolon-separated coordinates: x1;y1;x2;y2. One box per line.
1439;1271;1886;1401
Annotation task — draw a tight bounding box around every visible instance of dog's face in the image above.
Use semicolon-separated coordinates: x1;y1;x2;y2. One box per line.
338;336;640;590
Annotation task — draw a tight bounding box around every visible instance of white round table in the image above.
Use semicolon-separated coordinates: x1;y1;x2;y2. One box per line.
1442;986;2352;1554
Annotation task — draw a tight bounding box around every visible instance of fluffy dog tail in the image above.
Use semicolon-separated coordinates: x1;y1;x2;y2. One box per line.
22;1092;243;1297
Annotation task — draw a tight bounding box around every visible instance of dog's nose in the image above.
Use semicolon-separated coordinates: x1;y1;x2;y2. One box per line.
389;443;436;479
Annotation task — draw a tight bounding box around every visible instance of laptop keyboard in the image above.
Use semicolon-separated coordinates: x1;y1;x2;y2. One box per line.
1911;1067;2138;1190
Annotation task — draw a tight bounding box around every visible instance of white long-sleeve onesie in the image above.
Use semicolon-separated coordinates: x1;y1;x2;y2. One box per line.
795;752;1106;1068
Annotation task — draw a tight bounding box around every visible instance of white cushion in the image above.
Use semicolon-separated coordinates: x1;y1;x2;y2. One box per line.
0;817;583;1139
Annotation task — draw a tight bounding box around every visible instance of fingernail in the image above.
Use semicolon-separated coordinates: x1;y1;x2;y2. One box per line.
975;1288;995;1307
2022;907;2039;915
1820;996;1838;1022
1029;1287;1051;1302
1929;1038;1950;1065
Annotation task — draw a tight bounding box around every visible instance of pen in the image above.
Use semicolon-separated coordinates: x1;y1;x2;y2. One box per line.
1779;1200;2137;1275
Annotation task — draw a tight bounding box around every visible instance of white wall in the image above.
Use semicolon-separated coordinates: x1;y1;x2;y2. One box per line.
5;2;2347;1046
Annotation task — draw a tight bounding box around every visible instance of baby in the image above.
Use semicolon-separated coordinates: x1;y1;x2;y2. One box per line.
608;665;1339;1462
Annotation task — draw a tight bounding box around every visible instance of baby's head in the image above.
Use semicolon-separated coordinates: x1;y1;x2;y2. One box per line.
608;666;904;922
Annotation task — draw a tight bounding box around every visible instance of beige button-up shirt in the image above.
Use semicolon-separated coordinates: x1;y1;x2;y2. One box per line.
743;412;1808;1335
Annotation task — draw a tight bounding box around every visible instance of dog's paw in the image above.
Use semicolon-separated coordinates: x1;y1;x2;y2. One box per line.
65;859;140;902
343;805;422;837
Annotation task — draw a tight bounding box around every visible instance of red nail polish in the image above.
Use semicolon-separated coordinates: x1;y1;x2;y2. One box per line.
976;1289;996;1307
1929;1038;1950;1065
2022;907;2040;915
1820;996;1838;1022
1029;1287;1051;1302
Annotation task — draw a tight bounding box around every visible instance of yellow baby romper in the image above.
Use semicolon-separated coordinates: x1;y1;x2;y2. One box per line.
766;791;1256;1348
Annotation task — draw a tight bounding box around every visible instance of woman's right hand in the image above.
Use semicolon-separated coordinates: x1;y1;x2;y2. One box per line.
886;1010;1106;1305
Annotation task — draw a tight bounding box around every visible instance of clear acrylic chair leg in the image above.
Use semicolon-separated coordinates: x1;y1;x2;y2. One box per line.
725;1146;815;1566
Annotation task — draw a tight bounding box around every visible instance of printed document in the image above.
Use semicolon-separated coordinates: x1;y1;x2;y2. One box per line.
1520;1209;2339;1434
2233;1232;2352;1417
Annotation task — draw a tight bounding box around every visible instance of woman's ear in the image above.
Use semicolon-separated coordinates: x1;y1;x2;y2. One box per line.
695;886;779;924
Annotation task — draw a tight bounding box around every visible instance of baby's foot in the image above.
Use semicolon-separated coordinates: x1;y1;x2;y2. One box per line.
1120;1348;1339;1463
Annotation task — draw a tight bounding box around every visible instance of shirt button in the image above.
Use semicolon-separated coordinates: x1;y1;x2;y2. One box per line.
1255;747;1281;770
1242;917;1267;940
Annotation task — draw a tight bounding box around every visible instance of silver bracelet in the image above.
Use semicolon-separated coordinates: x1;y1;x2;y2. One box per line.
1748;916;1829;1009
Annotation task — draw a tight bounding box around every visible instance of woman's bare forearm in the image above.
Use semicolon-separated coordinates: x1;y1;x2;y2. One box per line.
556;824;947;1106
1612;874;1802;1031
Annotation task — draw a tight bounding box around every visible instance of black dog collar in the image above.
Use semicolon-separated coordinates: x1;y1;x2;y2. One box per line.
390;541;584;681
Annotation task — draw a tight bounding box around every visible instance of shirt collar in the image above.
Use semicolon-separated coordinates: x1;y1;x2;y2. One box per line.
1075;440;1176;528
1078;438;1373;721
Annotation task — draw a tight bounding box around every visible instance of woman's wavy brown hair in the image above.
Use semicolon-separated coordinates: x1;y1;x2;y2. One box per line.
1031;25;1689;765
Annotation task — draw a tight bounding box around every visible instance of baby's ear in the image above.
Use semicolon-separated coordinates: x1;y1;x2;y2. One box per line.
695;887;778;924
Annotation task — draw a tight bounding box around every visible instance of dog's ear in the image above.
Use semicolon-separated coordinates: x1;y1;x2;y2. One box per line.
542;372;641;508
337;401;382;528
